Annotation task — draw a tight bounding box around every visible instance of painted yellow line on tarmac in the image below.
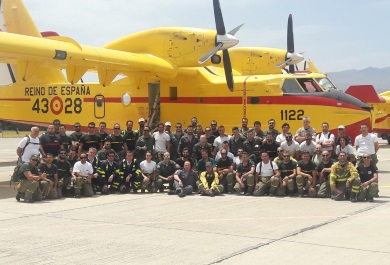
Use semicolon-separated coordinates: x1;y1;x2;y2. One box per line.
379;186;390;188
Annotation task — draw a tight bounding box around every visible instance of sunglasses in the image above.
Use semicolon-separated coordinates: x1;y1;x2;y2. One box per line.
322;154;329;157
283;155;290;158
88;126;95;129
362;157;370;159
114;128;120;130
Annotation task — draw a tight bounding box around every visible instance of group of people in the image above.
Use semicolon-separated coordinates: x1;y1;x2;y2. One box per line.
13;116;379;203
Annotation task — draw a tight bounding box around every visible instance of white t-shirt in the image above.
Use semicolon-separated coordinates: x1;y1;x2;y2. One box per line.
140;160;156;174
335;144;355;155
256;161;278;177
73;161;93;175
276;133;286;143
213;134;231;151
281;141;300;155
233;156;242;165
316;132;335;151
18;135;40;163
355;133;378;156
153;132;170;152
299;141;316;155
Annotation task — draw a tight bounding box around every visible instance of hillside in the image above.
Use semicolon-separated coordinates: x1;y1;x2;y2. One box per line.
327;67;390;93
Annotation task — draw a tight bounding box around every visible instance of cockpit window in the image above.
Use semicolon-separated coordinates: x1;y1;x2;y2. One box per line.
282;78;323;93
296;78;322;92
281;78;304;93
315;77;337;91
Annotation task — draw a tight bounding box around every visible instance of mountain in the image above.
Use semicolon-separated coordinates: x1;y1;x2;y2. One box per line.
326;67;390;94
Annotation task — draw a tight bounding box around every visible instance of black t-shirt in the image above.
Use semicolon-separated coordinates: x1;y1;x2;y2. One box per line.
278;160;297;178
297;160;317;176
217;157;232;170
37;163;58;180
40;134;62;156
79;134;101;152
357;163;378;183
53;159;71;179
261;141;280;160
236;161;255;174
317;159;336;181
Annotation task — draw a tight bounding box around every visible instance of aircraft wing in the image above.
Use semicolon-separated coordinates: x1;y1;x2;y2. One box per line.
0;31;177;86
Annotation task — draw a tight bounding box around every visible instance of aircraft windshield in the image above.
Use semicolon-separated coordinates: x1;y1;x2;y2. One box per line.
316;77;337;91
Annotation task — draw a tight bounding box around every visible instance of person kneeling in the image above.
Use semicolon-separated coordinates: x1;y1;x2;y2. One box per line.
197;162;224;197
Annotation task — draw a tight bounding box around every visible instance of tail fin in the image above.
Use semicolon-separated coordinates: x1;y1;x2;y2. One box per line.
2;0;41;36
345;85;384;103
0;0;66;84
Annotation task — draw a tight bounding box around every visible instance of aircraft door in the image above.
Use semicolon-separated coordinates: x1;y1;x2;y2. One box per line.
94;95;105;118
148;83;160;127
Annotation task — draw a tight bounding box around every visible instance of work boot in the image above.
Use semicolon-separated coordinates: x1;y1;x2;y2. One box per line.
178;192;186;198
367;196;374;203
24;198;34;203
350;192;357;203
167;190;175;195
15;192;24;202
209;190;215;197
200;191;206;196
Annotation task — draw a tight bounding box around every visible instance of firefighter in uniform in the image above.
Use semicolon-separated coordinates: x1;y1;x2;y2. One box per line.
197;162;224;196
97;150;121;194
119;151;142;193
330;152;360;202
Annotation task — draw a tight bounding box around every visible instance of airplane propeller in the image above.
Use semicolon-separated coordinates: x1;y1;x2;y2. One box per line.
198;0;243;91
276;14;304;73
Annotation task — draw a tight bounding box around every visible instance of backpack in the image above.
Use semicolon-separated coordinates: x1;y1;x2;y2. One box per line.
10;163;27;187
18;135;31;158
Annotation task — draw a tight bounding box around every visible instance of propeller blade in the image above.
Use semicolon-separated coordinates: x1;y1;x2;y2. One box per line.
223;49;234;91
276;58;292;67
213;0;226;35
289;64;295;74
228;23;244;36
198;43;223;64
303;61;307;70
287;14;294;53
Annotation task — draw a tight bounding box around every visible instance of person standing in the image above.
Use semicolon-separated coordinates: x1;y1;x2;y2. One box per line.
40;125;62;157
354;123;379;165
16;126;41;164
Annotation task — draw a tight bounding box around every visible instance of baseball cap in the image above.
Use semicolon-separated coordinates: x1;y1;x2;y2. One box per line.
254;145;261;149
165;122;171;126
205;162;212;167
138;118;145;122
338;125;345;129
30;154;40;161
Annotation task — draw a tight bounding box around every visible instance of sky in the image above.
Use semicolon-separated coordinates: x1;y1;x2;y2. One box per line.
20;0;390;73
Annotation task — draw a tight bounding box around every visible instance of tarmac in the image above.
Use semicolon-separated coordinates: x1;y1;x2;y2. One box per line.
0;138;389;265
